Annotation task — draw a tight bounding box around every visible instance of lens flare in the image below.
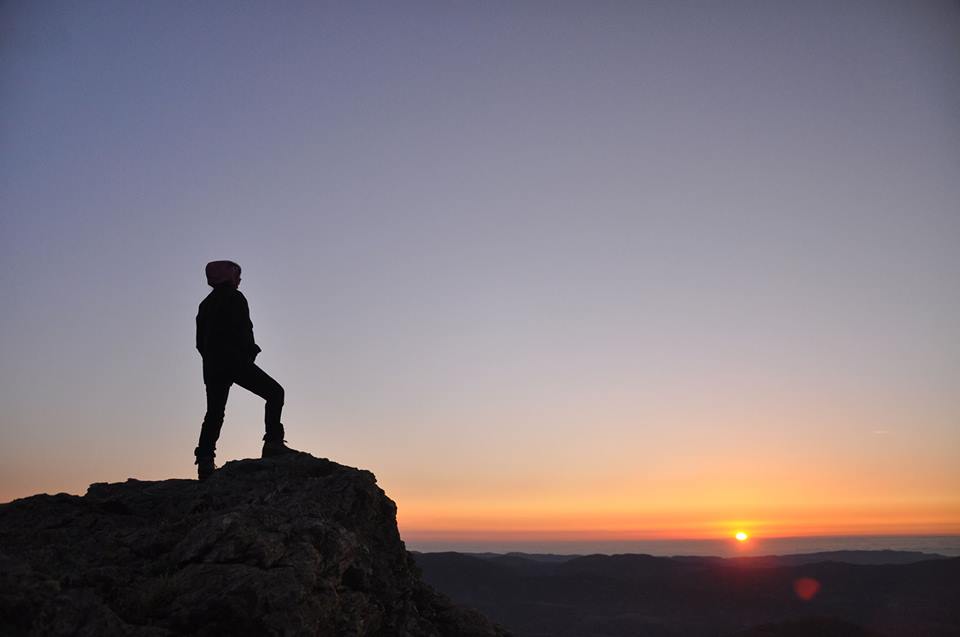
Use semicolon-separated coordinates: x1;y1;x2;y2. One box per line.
794;577;821;601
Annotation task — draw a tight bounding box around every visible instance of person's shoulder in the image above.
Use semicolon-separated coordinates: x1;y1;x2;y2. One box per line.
222;288;249;310
211;286;241;296
200;287;239;304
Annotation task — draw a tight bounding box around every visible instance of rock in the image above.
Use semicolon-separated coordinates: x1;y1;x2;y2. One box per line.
0;454;509;636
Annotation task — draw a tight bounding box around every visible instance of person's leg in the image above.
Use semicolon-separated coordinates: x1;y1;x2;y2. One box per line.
233;363;285;443
196;381;231;459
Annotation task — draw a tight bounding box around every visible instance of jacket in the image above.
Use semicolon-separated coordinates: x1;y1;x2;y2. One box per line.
196;285;262;383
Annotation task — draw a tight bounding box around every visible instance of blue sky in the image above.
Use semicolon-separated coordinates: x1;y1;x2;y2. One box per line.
2;1;958;543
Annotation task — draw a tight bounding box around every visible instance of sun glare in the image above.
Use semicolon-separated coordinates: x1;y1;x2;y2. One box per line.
735;531;749;542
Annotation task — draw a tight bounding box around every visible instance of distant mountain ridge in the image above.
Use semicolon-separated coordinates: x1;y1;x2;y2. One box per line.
414;550;960;636
448;549;949;566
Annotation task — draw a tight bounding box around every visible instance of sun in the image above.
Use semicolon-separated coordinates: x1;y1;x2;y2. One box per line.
735;531;749;542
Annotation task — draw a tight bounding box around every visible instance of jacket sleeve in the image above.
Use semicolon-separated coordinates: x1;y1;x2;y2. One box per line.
195;301;207;356
234;292;261;360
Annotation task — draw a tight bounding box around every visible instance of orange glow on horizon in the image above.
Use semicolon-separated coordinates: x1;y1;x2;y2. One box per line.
384;435;960;544
394;496;960;542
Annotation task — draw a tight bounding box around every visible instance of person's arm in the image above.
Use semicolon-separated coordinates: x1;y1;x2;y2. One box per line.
195;303;206;356
234;292;261;362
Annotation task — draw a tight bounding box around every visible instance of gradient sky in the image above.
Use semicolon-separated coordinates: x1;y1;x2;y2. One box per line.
2;1;959;548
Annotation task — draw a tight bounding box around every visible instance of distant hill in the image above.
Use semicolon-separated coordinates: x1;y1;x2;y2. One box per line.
414;551;959;637
711;549;949;567
729;617;885;637
442;549;948;567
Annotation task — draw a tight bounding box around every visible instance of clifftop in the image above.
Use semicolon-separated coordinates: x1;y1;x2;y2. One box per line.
0;454;507;636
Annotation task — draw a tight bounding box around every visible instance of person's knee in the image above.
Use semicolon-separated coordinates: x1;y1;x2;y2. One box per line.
266;383;284;405
203;410;225;424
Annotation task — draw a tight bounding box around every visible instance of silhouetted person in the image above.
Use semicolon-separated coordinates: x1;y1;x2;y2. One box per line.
194;260;298;480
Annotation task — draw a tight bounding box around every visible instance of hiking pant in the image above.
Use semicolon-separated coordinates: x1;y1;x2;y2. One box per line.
196;363;284;458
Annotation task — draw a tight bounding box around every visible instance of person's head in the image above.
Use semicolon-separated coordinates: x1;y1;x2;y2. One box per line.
205;260;241;288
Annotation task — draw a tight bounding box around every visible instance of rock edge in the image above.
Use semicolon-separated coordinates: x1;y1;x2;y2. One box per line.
0;453;509;636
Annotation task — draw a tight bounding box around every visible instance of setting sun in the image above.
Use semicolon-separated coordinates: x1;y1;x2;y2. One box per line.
735;531;749;542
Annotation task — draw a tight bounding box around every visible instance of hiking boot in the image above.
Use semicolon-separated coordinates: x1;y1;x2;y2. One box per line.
262;440;300;458
196;455;216;481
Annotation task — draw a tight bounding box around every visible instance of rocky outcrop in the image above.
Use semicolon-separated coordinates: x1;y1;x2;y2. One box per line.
0;454;508;636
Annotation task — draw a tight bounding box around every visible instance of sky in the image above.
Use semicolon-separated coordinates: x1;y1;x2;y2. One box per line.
2;1;959;550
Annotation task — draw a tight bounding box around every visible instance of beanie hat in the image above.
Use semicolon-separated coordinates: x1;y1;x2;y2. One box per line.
205;260;241;286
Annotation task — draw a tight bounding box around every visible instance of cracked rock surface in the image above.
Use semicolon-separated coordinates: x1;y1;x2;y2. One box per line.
0;454;508;636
